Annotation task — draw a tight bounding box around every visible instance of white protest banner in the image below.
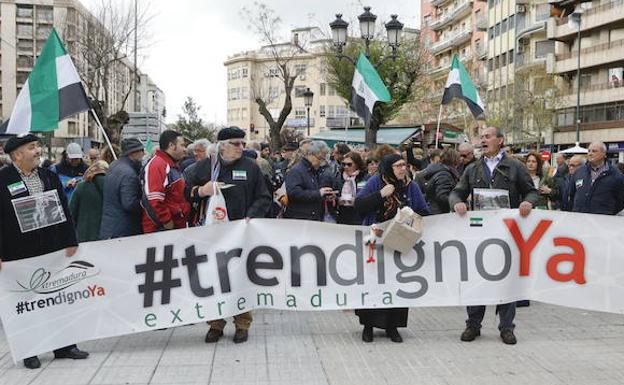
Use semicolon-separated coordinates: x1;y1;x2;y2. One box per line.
1;210;623;361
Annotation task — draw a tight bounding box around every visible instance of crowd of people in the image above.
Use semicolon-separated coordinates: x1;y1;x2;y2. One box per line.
1;125;623;368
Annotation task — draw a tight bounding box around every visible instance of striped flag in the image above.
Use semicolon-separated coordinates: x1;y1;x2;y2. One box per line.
442;55;485;118
0;28;90;135
350;53;391;125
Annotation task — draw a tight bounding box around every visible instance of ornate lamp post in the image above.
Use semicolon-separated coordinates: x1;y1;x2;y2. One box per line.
303;87;314;136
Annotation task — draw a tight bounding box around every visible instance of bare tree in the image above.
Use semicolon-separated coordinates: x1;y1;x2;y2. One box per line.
60;0;154;143
240;2;307;152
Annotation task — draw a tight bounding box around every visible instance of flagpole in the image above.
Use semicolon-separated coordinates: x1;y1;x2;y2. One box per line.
89;109;117;161
434;105;443;148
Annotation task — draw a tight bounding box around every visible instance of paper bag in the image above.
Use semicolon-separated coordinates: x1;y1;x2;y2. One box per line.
379;207;424;254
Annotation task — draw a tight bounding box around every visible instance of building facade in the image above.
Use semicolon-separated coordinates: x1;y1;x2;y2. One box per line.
224;27;364;141
0;0;163;150
547;0;624;159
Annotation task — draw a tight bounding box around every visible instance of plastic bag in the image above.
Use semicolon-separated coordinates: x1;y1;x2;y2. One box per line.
204;183;229;226
323;199;336;223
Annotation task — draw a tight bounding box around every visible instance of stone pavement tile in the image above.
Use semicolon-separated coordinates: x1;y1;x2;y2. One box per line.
29;366;100;385
150;364;210;384
0;367;43;385
89;366;155;385
46;351;111;368
101;349;164;368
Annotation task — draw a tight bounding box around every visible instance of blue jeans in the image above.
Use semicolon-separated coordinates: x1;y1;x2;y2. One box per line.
466;302;516;331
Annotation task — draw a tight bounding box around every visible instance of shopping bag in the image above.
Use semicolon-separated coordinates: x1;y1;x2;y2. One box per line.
204;183;229;226
379;206;424;254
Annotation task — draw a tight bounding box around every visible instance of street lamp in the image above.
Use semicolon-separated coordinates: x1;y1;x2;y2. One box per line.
570;6;584;149
303;87;314;136
329;7;404;63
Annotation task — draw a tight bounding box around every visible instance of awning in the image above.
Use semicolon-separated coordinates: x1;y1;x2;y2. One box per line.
309;127;422;147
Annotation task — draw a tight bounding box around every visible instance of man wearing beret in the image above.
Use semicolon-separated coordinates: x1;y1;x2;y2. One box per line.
185;126;271;344
99;137;146;239
0;134;89;369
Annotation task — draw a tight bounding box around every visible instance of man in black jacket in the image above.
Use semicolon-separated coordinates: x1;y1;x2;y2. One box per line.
185;126;271;344
449;126;538;345
0;134;89;369
283;141;335;221
99;137;145;239
571;141;624;215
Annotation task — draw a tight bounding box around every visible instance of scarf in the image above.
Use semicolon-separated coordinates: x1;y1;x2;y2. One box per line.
378;154;409;222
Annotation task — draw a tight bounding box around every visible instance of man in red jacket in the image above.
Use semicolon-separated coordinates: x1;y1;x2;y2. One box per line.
142;130;190;233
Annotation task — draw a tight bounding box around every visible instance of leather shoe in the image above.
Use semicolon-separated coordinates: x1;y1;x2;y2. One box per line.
386;327;403;343
233;329;248;344
23;356;41;369
362;326;373;342
460;326;481;342
205;328;224;343
54;346;89;360
500;329;517;345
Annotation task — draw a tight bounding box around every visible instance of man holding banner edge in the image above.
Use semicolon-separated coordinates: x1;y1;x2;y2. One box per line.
449;126;538;345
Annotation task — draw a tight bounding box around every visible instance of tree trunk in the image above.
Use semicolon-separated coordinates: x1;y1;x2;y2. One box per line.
269;123;281;153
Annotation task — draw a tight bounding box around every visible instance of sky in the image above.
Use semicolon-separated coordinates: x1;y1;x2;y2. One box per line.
84;0;420;124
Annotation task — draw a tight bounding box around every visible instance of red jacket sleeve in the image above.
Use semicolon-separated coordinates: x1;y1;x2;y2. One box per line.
144;158;172;225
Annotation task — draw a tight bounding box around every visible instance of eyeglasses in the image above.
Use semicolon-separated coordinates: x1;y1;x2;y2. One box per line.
228;140;246;147
392;162;407;168
341;162;353;167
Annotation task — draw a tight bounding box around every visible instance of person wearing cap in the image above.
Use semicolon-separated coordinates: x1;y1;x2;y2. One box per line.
50;142;88;202
274;142;297;174
99;138;146;239
141;130;190;233
185;126;271;344
0;134;89;369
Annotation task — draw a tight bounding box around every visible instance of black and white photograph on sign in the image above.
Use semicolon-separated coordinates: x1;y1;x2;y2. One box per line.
11;190;67;233
473;188;511;211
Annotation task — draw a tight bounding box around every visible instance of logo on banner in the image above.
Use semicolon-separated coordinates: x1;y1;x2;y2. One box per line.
13;260;100;294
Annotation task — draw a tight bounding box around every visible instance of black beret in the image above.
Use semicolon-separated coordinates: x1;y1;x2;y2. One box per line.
4;134;40;154
282;142;298;151
217;126;246;141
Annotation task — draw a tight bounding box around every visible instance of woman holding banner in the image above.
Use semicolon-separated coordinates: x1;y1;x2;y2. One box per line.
354;153;430;343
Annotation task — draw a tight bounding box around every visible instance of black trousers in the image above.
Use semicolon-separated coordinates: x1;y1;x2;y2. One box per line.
356;308;408;329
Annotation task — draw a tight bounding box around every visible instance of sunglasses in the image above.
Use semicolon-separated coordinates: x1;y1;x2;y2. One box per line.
341;162;354;167
228;140;246;147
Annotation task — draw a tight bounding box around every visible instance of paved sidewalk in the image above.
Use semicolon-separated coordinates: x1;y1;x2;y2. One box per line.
1;303;624;385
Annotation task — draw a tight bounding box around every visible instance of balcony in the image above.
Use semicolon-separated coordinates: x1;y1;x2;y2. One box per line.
476;44;487;60
547;0;624;41
515;53;546;72
430;1;473;31
547;39;624;74
430;29;472;54
559;82;624;109
431;0;453;7
517;20;546;42
476;14;487;31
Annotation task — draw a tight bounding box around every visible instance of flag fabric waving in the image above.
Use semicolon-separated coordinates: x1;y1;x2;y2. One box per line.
0;28;90;135
441;54;485;118
350;53;391;125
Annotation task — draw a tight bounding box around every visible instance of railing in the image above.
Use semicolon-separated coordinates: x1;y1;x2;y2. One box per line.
556;119;624;131
430;1;472;30
555;0;624;26
431;29;472;53
561;82;624;95
555;38;624;60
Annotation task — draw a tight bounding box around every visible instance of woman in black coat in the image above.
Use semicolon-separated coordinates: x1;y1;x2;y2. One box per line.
422;148;461;214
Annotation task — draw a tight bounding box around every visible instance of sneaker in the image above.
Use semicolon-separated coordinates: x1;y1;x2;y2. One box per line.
23;356;41;369
362;326;373;343
386;327;403;343
205;328;224;343
500;329;517;345
233;329;248;344
460;326;481;342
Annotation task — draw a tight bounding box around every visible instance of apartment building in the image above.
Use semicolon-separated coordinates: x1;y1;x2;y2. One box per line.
0;0;164;148
224;27;363;140
547;0;624;158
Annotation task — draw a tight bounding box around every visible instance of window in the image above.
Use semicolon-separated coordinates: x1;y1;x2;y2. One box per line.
320;83;326;96
294;64;307;76
295;108;306;119
508;15;515;29
424;15;432;26
266;67;280;77
501;52;507;66
228;88;240;100
269;86;280;99
16;5;33;18
494;23;500;37
319;105;326;118
17;55;33;68
295;86;307;97
241;67;248;78
535;40;555;58
336;106;349;116
241;87;248;99
501;18;507;34
488;27;494;40
68;121;78;136
328;86;336;96
17;24;33;38
37;6;53;23
36;25;52;39
488;58;493;71
328;105;336;117
508;49;514;64
16;71;29;85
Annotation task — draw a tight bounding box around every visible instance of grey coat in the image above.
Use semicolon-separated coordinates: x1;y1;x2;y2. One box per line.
99;156;143;239
449;154;539;210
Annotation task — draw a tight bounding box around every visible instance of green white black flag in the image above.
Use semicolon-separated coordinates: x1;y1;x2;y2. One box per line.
441;54;485;118
0;28;90;135
350;53;391;125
